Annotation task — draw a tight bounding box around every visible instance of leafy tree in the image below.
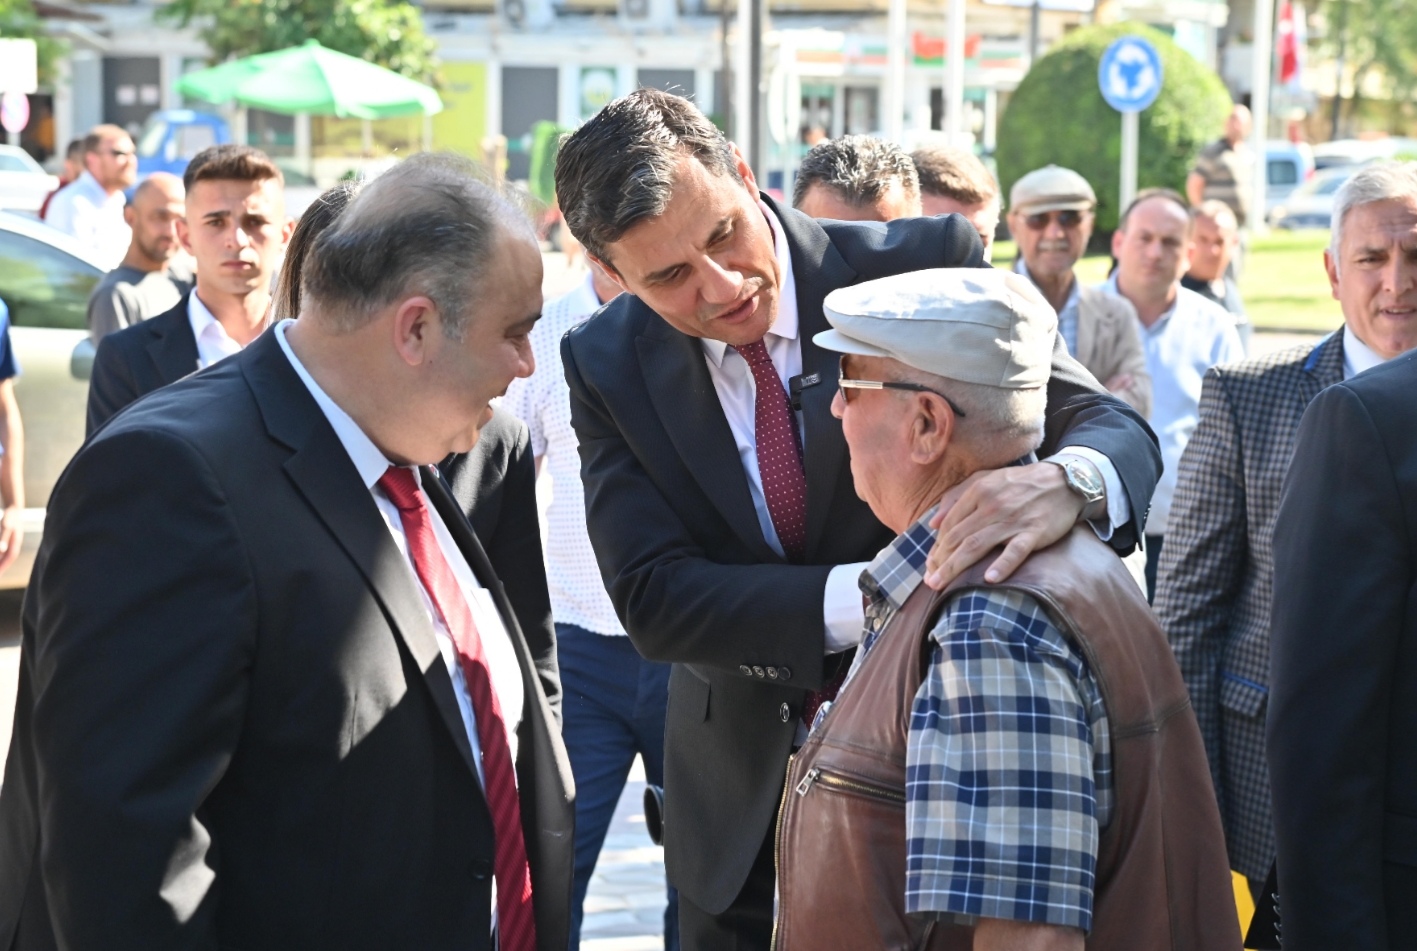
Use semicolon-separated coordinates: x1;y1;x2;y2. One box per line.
156;0;439;85
0;0;65;86
1315;0;1417;136
996;23;1231;233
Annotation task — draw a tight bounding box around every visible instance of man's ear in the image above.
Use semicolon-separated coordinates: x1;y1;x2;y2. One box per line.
587;253;631;295
175;217;193;256
727;141;760;196
910;395;956;466
391;295;440;368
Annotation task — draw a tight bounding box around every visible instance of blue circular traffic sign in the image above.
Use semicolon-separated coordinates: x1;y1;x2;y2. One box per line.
1098;36;1163;113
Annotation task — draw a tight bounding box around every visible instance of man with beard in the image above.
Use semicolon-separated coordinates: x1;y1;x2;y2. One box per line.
87;172;193;343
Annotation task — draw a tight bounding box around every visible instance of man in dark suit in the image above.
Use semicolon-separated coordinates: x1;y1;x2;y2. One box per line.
553;89;1162;949
0;154;573;950
86;144;293;435
1158;161;1417;902
1265;168;1417;950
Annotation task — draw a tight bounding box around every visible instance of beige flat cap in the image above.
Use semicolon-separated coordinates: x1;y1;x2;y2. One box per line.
1009;165;1097;214
814;268;1056;389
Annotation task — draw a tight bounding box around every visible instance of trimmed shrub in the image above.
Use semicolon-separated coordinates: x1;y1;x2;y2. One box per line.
997;22;1232;233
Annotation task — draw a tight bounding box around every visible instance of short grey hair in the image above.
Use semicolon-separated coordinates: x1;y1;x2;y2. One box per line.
895;364;1046;467
555;88;741;264
301;153;534;338
1329;161;1417;265
791;135;920;209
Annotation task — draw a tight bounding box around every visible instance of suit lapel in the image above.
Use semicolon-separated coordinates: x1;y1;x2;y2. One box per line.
636;314;781;562
240;333;482;781
1301;330;1346;403
146;296;201;385
768;196;859;558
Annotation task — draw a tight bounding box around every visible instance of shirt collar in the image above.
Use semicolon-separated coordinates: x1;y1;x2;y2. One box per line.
699;199;799;368
1105;272;1179;330
1343;324;1390;378
1016;258;1080;312
187;291;229;343
859;506;940;610
273;319;411;492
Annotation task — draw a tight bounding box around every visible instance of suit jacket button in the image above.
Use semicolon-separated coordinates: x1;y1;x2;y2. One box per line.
780;703;791;722
753;666;765;678
766;667;778;679
469;857;492;881
739;665;752;676
778;667;792;681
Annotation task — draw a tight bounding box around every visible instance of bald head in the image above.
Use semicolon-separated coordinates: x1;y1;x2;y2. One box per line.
1225;105;1252;146
123;172;186;271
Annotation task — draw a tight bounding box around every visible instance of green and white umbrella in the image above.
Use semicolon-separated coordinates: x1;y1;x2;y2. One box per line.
177;40;442;119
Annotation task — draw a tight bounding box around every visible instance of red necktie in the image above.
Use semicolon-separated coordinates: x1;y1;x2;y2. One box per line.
734;338;807;562
733;340;843;726
378;466;537;951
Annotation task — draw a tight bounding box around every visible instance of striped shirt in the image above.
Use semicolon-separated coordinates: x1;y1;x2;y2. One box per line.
1192;138;1254;227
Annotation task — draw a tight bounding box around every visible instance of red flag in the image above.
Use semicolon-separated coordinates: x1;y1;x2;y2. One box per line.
1278;0;1301;85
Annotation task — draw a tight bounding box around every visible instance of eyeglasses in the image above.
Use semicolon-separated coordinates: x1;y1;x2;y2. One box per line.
837;367;967;417
1022;209;1086;231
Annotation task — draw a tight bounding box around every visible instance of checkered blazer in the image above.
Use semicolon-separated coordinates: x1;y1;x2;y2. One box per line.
1154;331;1345;882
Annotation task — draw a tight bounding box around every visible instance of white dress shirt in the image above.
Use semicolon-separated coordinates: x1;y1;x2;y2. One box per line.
502;273;627;637
45;171;131;270
188;293;248;369
704;203;1130;654
274;320;524;789
1343;325;1388;379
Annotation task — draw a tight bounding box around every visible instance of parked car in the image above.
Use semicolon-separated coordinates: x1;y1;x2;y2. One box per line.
0;145;60;217
1312;137;1417;171
136;109;232;179
0;212;103;588
1268;166;1357;230
1265;140;1315;215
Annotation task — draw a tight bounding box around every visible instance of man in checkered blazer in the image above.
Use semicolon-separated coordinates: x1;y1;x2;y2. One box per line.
1155;160;1417;895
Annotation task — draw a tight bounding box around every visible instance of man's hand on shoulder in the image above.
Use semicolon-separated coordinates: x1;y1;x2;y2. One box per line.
922;462;1084;589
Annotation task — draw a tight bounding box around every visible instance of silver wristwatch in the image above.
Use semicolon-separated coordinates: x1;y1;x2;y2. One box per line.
1048;456;1106;522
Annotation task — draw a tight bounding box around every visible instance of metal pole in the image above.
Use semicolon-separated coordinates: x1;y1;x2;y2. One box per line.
945;0;966;144
1120;109;1138;214
749;0;765;174
1250;0;1275;234
735;0;752;159
886;0;906;142
1029;0;1041;63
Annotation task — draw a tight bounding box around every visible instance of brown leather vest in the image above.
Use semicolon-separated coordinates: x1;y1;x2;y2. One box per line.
773;528;1240;950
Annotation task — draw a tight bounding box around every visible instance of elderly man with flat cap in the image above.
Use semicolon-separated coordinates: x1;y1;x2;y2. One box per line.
773;268;1238;951
1008;165;1150;416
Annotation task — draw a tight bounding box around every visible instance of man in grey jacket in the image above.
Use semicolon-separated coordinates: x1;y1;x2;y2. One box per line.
1007;165;1151;416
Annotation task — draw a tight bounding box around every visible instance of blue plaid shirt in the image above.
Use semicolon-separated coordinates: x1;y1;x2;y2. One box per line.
842;508;1113;933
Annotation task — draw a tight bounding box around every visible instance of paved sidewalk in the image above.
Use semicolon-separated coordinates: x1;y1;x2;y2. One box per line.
580;757;671;951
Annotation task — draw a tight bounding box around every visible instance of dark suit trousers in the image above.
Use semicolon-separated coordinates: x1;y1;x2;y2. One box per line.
677;823;776;951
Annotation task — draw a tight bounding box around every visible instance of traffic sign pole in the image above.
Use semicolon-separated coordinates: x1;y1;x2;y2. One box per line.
1120;110;1138;213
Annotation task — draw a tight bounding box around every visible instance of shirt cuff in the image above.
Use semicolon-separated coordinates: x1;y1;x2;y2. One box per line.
1049;446;1130;543
823;562;870;653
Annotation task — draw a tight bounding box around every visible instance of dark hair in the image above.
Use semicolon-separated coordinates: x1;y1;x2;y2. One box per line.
554;87;741;263
1118;186;1193;235
65;138;84;160
182;144;284;193
302;152;534;339
271;181;363;320
791;135;919;210
910;144;999;206
81;125;129;155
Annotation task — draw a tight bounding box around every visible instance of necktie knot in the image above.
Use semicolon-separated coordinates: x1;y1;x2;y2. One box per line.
733;338;775;370
377;466;423;513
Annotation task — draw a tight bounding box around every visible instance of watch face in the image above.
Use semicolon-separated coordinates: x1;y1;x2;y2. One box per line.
1067;462;1104;498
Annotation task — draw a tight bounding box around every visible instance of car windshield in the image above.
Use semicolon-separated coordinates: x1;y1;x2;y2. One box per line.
137;117;169;158
0;151;42;174
0;229;101;330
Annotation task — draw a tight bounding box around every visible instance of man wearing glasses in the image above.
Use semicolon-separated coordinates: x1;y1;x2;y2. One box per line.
1007;165;1151;416
46;124;138;269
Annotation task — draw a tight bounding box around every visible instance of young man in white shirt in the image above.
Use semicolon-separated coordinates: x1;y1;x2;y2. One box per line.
46;125;138;269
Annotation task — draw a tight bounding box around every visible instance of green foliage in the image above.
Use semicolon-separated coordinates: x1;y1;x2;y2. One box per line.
0;0;66;87
527;121;569;207
156;0;439;86
996;23;1231;232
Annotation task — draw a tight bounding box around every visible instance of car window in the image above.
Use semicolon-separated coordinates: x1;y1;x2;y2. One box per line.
1268;159;1298;187
1317;176;1346;196
0;230;101;330
0;155;35;173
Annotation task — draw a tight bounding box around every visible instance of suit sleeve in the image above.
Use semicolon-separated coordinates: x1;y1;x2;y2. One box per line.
1268;383;1405;950
31;428;256;948
1039;329;1161;553
86;335;143;436
562;332;835;686
1153;368;1246;803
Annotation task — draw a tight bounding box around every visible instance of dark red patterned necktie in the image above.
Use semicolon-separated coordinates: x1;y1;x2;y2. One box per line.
734;338;807;562
378;467;536;951
733;339;842;726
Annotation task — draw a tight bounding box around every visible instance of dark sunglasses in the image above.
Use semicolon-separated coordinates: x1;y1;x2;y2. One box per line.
837;367;967;418
1022;209;1085;230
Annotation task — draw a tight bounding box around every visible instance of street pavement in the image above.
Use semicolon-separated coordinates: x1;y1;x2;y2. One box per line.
0;259;1318;948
